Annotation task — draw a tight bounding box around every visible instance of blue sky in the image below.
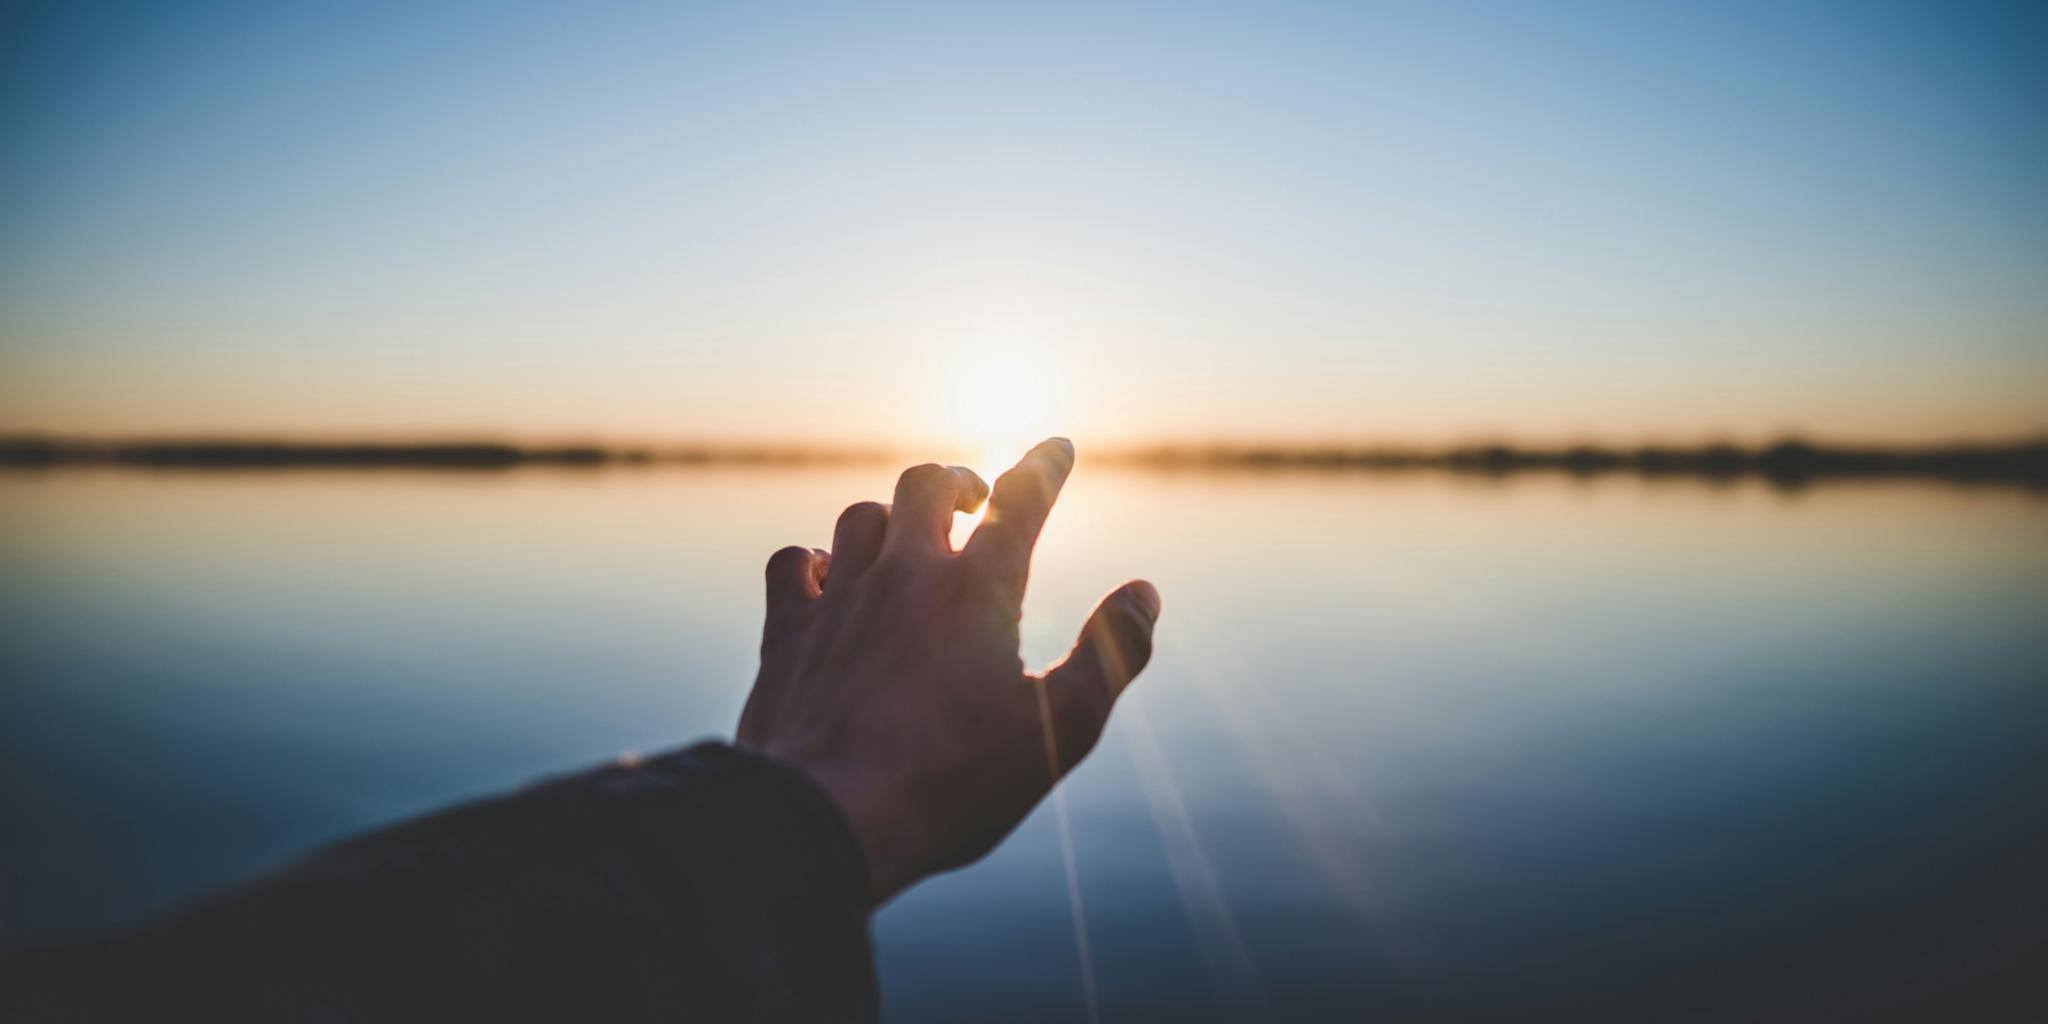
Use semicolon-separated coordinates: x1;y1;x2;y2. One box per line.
2;0;2043;445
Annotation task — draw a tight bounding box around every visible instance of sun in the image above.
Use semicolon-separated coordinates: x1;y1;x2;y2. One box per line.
934;346;1059;480
931;342;1064;547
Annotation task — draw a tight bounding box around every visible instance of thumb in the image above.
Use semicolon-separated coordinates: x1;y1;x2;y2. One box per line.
1041;580;1160;776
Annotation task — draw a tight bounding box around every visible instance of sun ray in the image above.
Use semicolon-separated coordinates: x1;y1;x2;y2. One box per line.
1125;697;1273;1020
1034;681;1101;1024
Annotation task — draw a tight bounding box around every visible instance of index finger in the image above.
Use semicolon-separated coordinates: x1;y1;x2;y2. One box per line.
964;437;1075;592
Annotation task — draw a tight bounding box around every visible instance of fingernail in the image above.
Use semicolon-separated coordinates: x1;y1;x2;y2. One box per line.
1047;436;1074;454
1126;581;1161;623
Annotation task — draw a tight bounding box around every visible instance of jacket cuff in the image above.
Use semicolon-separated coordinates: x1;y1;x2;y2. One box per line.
636;742;879;1021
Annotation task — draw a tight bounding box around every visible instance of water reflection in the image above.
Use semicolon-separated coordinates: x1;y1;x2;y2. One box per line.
2;469;2044;1019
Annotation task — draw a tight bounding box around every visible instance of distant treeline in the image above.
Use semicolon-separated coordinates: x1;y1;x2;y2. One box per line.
1100;439;2048;490
2;436;2045;490
0;438;894;470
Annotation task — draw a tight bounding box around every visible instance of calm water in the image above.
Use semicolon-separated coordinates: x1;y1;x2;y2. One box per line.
3;467;2045;1019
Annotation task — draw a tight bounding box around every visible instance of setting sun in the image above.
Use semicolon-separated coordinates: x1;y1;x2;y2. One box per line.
932;345;1062;476
931;344;1065;548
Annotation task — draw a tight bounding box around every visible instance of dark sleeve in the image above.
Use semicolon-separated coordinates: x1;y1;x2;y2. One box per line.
5;742;878;1022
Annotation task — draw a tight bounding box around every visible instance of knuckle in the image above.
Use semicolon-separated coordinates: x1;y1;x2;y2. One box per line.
1107;605;1156;668
897;462;951;491
836;500;887;530
1119;632;1155;681
765;544;812;576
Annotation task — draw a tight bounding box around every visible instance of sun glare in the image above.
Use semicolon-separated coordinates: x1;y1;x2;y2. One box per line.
934;343;1061;549
935;345;1059;474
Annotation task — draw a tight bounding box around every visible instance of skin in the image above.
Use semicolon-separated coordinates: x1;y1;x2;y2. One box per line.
737;437;1161;905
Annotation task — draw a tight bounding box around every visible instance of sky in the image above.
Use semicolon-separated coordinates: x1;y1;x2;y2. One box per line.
2;0;2044;449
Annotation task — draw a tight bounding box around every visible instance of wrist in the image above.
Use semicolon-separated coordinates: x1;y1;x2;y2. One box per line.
763;752;923;906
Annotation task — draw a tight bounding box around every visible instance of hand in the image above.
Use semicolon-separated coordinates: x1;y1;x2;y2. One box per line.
736;438;1160;905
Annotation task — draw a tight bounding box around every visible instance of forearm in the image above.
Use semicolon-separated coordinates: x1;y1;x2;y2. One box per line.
7;743;877;1022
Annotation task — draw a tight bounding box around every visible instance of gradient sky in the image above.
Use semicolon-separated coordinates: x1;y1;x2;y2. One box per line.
2;0;2044;447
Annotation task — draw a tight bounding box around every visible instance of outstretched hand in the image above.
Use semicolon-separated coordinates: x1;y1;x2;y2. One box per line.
737;438;1159;905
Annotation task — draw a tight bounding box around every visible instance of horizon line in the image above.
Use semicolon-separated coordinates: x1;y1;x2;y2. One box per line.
3;433;2045;491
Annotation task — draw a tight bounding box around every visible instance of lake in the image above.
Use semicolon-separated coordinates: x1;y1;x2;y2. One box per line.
3;466;2043;1019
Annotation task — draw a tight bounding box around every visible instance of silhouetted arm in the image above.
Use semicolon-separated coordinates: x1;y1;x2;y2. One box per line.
6;743;877;1022
9;440;1160;1021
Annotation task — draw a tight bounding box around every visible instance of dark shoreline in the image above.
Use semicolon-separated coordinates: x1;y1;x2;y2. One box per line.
2;436;2045;490
0;438;897;471
1097;439;2048;491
